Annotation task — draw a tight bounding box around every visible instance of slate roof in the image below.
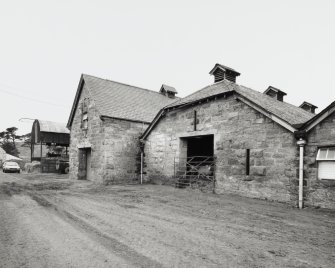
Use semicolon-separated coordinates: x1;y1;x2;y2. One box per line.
166;80;314;126
68;74;178;126
300;101;335;130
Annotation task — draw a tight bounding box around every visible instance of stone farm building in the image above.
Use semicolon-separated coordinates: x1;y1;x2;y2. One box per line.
67;74;177;182
67;64;335;209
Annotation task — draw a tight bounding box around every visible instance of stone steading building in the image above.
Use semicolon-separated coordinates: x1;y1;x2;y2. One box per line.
67;64;335;209
67;74;177;183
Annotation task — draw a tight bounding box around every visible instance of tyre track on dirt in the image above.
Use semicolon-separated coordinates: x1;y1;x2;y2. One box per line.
27;192;163;268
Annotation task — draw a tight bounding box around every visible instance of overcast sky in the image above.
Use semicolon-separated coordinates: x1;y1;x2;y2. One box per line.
0;0;334;135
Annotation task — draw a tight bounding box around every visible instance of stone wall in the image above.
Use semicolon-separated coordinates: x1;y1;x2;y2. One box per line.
69;83;148;183
102;117;147;183
304;111;335;209
69;84;105;181
144;94;298;203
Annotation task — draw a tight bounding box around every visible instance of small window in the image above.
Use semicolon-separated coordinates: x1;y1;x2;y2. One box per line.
317;148;335;180
82;113;88;130
246;149;250;175
316;148;335;161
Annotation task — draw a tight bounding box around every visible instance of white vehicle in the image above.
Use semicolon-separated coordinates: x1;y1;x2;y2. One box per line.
2;162;20;173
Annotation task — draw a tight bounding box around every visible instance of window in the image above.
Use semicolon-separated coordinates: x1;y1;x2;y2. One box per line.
246;149;250;175
82;113;88;130
316;148;335;180
80;98;89;130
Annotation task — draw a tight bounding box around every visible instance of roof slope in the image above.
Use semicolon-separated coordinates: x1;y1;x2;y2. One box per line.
300;101;335;132
38;120;69;134
167;80;313;126
82;74;177;123
236;85;313;126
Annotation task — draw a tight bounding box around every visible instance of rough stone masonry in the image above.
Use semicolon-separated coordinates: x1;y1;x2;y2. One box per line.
144;94;299;204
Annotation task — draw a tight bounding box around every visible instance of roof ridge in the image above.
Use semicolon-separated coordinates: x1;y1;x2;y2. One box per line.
37;119;67;125
82;73;170;97
181;80;227;99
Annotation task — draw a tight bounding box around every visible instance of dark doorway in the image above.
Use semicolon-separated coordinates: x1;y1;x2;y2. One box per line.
187;135;214;158
78;148;91;180
175;135;215;190
186;134;214;174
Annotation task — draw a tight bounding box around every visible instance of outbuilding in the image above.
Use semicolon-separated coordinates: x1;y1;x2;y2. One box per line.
141;64;335;209
67;74;177;182
66;64;335;209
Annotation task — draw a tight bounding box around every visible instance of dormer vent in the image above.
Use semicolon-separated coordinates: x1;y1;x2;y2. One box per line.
299;101;318;114
160;84;177;98
264;86;287;102
209;63;240;83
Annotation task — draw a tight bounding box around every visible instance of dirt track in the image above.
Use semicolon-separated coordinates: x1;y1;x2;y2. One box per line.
0;172;334;268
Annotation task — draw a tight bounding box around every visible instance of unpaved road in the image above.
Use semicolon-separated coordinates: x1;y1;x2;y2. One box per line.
0;172;334;268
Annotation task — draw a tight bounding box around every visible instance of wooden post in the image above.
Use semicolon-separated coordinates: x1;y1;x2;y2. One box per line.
194;110;197;131
212;156;216;194
140;152;143;184
40;141;43;172
40;141;42;159
31;142;33;162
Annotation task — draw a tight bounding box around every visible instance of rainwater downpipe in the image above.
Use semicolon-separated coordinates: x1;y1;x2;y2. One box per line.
297;138;306;209
140;140;145;185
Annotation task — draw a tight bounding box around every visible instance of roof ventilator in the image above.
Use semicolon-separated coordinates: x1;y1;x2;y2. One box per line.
209;63;240;83
263;86;287;102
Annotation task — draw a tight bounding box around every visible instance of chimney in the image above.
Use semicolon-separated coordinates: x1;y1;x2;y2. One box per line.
264;86;287;102
209;63;240;83
299;101;318;114
160;84;177;98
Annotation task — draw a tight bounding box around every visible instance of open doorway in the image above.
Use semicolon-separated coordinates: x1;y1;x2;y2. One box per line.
186;135;214;172
176;134;215;189
78;148;91;180
187;135;214;158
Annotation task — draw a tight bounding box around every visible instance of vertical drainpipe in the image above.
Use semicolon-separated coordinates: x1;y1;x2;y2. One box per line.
297;138;307;209
140;139;145;185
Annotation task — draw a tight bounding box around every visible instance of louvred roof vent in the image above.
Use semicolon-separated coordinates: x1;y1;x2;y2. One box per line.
209;63;240;83
299;101;318;114
264;86;287;102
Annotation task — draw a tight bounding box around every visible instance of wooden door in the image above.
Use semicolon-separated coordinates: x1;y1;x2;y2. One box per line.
78;149;87;180
86;149;92;180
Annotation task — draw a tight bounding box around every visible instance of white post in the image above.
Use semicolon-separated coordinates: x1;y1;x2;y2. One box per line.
140;152;143;185
297;138;306;209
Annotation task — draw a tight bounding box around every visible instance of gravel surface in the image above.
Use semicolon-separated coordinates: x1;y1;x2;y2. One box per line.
0;172;334;268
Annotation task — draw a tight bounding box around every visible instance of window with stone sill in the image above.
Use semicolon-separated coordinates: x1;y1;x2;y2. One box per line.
316;148;335;180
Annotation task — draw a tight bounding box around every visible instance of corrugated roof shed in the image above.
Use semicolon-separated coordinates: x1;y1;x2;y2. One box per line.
38;120;69;134
32;120;70;145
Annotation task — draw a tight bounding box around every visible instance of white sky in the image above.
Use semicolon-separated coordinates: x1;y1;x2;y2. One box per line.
0;0;334;135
